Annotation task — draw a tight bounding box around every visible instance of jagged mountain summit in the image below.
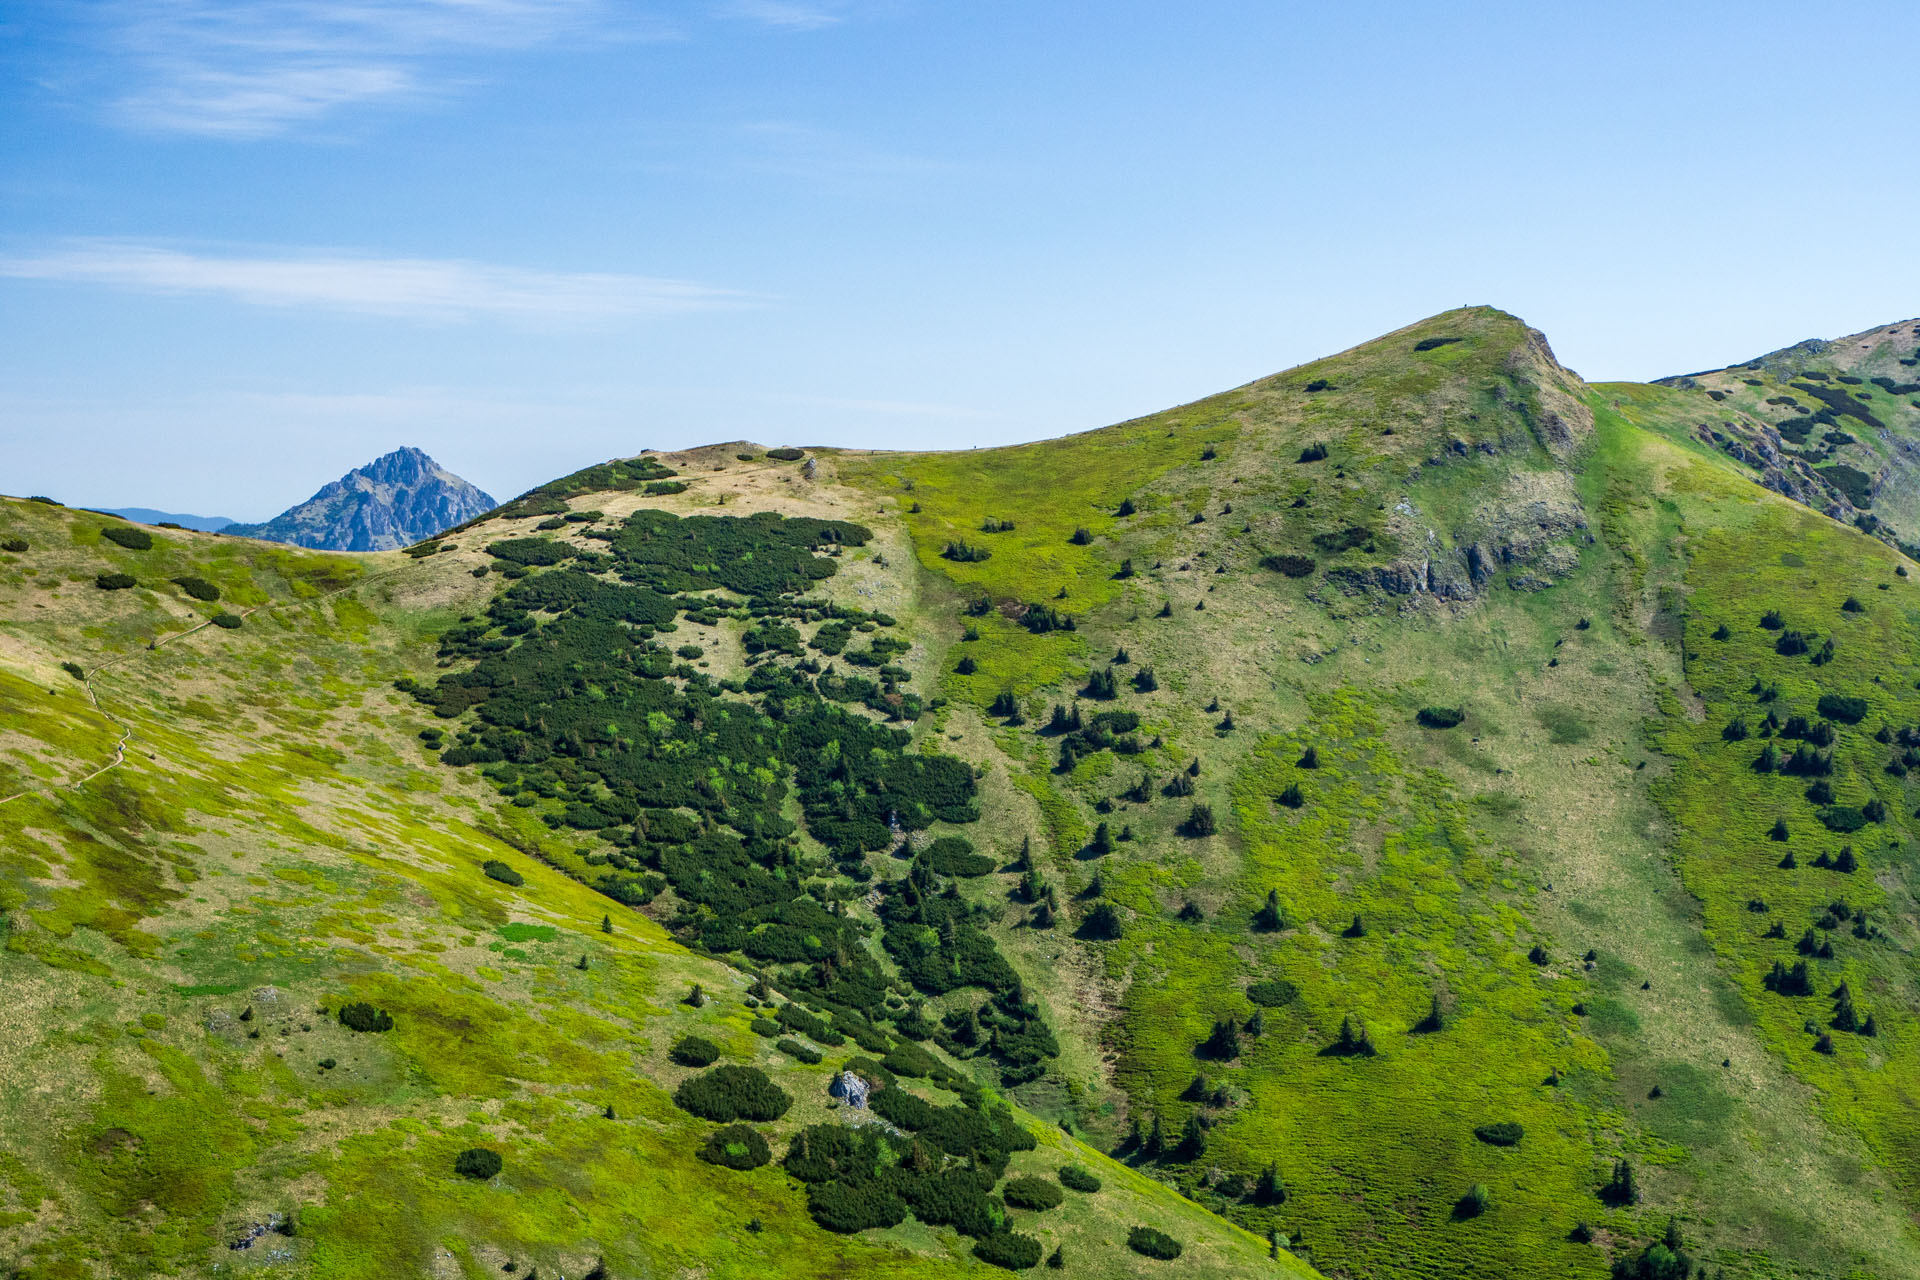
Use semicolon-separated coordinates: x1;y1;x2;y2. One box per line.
223;446;496;551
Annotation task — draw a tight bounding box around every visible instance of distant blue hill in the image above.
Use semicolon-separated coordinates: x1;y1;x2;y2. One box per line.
97;507;236;532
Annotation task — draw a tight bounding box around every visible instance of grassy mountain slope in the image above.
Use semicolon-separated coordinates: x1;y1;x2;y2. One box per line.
820;307;1920;1279
8;304;1920;1280
0;503;1302;1279
1644;316;1920;555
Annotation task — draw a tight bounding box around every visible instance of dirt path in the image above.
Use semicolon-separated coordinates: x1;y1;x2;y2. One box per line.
0;565;407;808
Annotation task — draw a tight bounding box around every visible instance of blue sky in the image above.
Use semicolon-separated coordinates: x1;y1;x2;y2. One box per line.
4;1;1917;519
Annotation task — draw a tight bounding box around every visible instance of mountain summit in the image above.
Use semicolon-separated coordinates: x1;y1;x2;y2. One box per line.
224;446;496;551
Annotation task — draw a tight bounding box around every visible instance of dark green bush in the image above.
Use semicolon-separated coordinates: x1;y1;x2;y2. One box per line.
61;661;84;680
674;1065;792;1122
1414;336;1462;352
212;613;243;628
1179;804;1217;837
1057;1165;1101;1193
974;1232;1043;1270
481;859;524;887
1245;978;1298;1007
671;1035;722;1067
1818;806;1867;833
1127;1226;1183;1259
95;573;136;590
1002;1176;1064;1211
776;1037;822;1064
101;525;153;550
453;1147;502;1179
802;1164;908;1232
1078;902;1122;941
1455;1183;1491;1218
171;575;221;601
486;537;572;566
1816;693;1868;724
926;835;996;877
1261;553;1316;578
1473;1121;1523;1146
0;537;27;553
776;1003;846;1047
338;1002;393;1033
1417;706;1466;729
698;1123;771;1169
767;447;806;461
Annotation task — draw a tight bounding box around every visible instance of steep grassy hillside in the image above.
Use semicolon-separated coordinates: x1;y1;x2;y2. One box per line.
9;304;1920;1280
0;500;1303;1279
821;308;1920;1279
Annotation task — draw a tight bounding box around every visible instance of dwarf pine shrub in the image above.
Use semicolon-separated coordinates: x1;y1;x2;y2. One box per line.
454;1148;502;1179
338;1002;393;1033
101;526;153;551
1128;1226;1182;1259
481;859;524;887
699;1123;771;1169
1058;1165;1101;1193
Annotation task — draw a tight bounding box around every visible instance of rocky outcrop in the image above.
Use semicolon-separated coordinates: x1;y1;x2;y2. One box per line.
1502;327;1596;460
829;1070;870;1109
1317;471;1590;607
224;447;496;552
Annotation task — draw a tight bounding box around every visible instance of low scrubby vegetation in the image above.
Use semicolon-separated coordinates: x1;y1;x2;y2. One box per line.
481;859;524;886
1127;1226;1182;1259
453;1148;502;1180
101;525;153;551
674;1065;792;1122
338;1002;393;1032
1057;1165;1101;1193
670;1035;722;1067
698;1123;771;1169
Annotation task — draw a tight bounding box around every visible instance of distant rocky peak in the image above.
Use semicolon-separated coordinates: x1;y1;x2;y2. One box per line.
223;447;497;553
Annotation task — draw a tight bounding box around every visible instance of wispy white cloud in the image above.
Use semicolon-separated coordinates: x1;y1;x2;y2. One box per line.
715;1;845;32
736;120;949;180
0;240;753;323
89;0;644;137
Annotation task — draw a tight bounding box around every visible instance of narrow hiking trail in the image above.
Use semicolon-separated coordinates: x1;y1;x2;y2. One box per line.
0;566;409;809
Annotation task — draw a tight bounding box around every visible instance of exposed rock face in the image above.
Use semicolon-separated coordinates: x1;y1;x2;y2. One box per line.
829;1070;869;1109
1317;470;1591;608
225;448;496;552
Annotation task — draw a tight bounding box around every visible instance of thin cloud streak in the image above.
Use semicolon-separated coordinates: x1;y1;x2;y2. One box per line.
736;121;951;180
0;240;754;322
715;2;845;32
94;0;637;137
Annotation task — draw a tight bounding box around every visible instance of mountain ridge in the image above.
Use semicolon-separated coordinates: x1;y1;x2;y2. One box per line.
93;507;236;532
